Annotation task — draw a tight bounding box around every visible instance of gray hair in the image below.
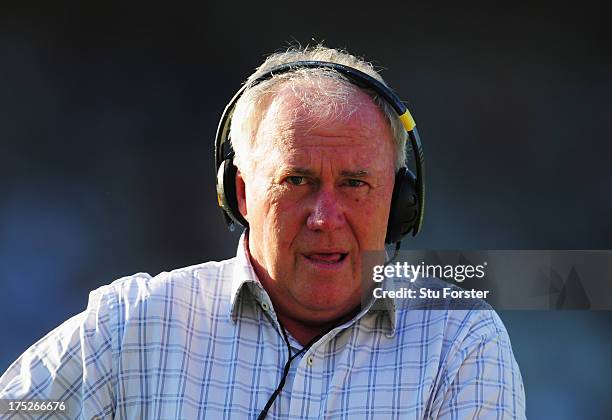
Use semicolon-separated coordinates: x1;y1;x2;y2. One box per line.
230;45;408;173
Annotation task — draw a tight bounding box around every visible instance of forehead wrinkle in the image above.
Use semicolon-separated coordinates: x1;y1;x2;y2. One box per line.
273;126;384;151
278;138;387;174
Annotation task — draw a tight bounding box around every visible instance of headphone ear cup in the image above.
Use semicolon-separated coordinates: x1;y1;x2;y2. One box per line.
386;168;419;244
216;158;249;229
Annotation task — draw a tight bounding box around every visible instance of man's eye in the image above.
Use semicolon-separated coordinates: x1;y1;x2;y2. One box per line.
286;176;307;186
346;179;365;188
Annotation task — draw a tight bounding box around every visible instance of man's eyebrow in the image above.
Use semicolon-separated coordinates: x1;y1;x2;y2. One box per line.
340;170;369;178
278;167;370;178
280;167;316;176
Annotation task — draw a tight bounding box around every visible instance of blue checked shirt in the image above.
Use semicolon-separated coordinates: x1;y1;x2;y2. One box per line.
0;235;525;419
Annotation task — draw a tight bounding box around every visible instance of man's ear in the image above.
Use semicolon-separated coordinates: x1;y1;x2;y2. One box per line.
235;168;248;222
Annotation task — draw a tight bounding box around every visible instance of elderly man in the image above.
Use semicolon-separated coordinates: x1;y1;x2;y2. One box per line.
0;46;525;419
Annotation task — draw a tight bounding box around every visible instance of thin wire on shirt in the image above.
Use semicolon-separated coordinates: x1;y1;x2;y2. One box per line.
257;315;331;420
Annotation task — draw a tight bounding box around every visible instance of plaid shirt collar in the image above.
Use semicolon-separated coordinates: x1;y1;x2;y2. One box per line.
228;232;397;336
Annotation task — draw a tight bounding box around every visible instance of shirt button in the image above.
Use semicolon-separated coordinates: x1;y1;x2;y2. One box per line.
261;302;270;311
307;355;314;367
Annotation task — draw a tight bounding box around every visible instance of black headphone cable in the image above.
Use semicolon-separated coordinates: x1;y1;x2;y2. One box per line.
257;316;331;420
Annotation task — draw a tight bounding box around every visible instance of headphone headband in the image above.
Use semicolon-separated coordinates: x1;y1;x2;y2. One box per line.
215;60;425;241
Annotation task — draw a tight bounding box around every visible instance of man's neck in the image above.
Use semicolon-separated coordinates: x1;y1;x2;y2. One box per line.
276;305;361;347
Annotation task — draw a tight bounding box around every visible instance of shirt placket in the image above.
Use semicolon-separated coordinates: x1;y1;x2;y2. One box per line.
288;344;323;419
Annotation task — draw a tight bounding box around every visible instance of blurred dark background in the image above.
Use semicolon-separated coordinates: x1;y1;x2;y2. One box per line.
1;1;611;418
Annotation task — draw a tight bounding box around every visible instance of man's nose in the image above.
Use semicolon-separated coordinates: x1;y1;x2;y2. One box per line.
306;189;346;232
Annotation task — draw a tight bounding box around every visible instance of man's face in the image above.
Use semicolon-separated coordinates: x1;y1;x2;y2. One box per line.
237;83;396;324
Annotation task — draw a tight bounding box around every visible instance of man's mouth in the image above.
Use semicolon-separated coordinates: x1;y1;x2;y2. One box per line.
303;252;349;267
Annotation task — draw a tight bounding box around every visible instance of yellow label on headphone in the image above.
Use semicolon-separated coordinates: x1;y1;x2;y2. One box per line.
399;110;416;131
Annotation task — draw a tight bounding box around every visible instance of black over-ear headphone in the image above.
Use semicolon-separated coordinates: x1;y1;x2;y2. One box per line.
215;61;425;244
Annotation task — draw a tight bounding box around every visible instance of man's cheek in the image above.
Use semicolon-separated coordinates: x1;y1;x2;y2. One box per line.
352;201;385;226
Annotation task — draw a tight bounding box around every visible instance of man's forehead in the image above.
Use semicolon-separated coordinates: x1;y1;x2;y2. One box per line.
270;142;391;179
259;87;392;147
251;79;396;174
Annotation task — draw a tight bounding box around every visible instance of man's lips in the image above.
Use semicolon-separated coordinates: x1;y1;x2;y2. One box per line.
302;251;349;266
